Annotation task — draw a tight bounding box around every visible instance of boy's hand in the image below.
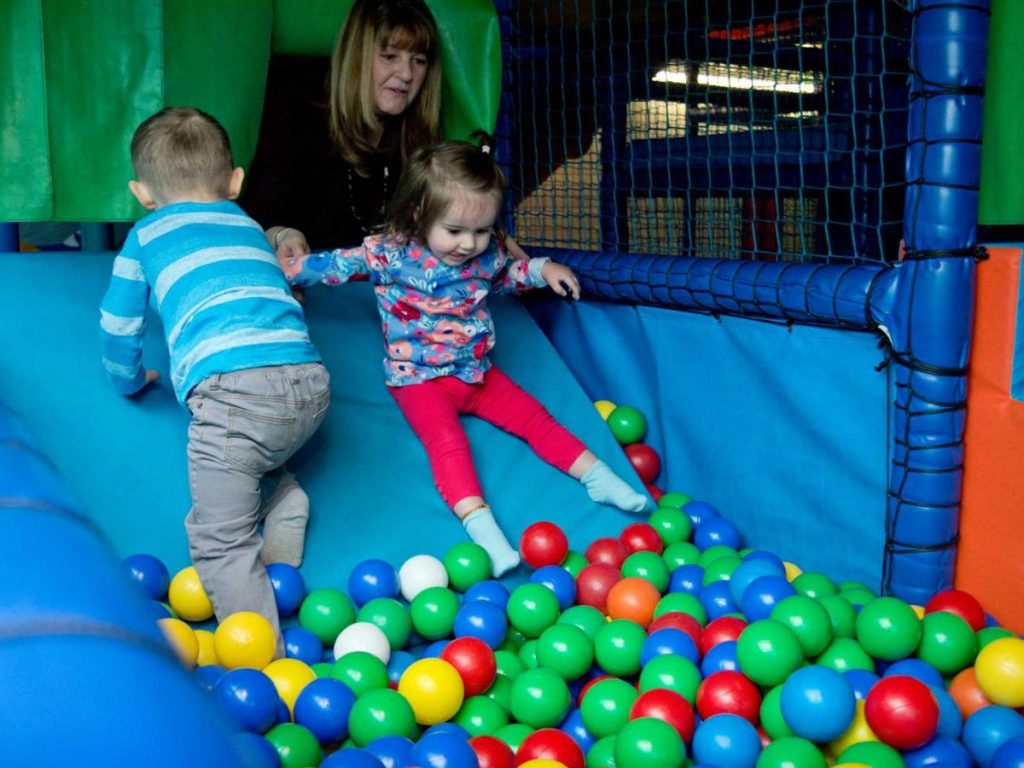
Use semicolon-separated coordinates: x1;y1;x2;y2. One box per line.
144;370;160;387
541;261;581;299
271;227;310;276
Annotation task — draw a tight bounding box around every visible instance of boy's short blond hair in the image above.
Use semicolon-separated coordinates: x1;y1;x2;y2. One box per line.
130;107;234;201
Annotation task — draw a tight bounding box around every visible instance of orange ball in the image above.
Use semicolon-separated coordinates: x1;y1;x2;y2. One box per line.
605;576;661;627
946;667;993;719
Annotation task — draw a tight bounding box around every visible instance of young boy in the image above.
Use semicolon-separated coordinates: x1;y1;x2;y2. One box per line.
100;107;330;654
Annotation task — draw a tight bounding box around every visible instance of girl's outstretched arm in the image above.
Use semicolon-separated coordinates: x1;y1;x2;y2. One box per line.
281;246;371;287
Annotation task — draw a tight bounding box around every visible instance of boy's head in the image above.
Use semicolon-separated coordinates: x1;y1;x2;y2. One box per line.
128;107;244;209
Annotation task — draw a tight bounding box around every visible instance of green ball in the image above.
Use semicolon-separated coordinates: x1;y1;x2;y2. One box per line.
561;550;589;578
697;545;740;569
621;550;671;592
346;688;417;746
493;722;534;751
536;623;595;680
647;506;693;547
518;639;539;669
330;651;389;697
702;554;743;585
977;625;1016;650
638;654;702;704
770;595;834;658
792;571;837;598
494;649;526;680
839;586;877;609
917;610;978;675
854;596;922;661
453;694;510;736
736;619;804;687
654;592;707;626
508;667;571;728
443;542;492;592
613;717;686;768
607;405;648;444
662;541;701;570
311;661;334;678
499;627;527;653
759;685;794;740
299;588;357;644
558;604;608;639
837;740;905;768
656;491;691;510
594;619;648;677
409;586;460;640
586;735;619;768
506;583;562;638
579;677;639;738
357;597;412;650
483;672;513;713
814;636;875;673
817;594;858;638
265;722;322;768
756;736;826;768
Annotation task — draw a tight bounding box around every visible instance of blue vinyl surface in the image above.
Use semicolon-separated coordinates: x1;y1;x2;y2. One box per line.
0;250;648;588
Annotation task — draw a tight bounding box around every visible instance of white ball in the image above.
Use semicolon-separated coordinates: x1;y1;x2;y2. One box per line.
332;621;391;664
398;554;449;602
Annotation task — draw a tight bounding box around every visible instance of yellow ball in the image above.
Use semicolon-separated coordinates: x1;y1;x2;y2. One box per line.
828;700;878;756
784;561;803;581
910;604;926;619
195;629;219;667
975;636;1024;707
264;657;317;715
214;611;277;670
158;617;199;669
519;762;568;768
168;566;214;622
593;400;617;420
398;658;465;725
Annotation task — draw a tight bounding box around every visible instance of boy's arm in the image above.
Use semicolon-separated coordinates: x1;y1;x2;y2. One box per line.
280;245;371;287
99;246;154;395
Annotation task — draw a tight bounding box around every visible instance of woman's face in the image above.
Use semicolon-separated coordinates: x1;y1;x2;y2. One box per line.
372;36;429;117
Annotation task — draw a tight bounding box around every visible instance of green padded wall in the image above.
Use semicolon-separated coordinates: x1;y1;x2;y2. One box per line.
0;0;499;223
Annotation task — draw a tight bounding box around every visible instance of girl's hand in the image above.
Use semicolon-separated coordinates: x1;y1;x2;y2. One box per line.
269;227;310;266
541;261;581;299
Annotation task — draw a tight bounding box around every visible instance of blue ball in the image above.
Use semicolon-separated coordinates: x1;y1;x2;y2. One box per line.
700;640;739;677
729;558;785;605
214;668;281;734
121;553;170;601
560;707;595;752
193;663;227;692
348;558;400;606
741;549;785;572
693;515;741;551
531;565;577;610
842;668;880;701
903;736;972;768
991;738;1024;768
293;677;357;745
642;628;700;667
884;658;945;689
452;597;508;649
779;665;856;742
422;722;471;741
463;579;511;610
692;713;762;768
700;579;738;621
387;650;417;687
929;683;965;740
409;731;477;768
365;735;415;768
421;639;450;658
682;500;718;528
668;564;705;597
267;562;306;617
321;748;386;768
739;574;796;622
962;706;1024;767
284;626;326;666
233;731;282;768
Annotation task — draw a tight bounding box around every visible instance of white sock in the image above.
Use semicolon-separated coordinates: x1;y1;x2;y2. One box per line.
462;506;521;577
581;459;653;513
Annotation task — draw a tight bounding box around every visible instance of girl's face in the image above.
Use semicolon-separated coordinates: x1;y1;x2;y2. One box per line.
426;191;501;267
372;36;429;117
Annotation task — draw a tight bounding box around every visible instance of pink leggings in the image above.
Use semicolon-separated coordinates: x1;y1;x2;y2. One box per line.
389;366;588;508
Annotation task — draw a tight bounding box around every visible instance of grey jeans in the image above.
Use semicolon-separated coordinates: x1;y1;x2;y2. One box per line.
183;363;330;649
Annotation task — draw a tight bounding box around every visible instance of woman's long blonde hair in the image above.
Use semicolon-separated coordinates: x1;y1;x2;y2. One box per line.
329;0;441;175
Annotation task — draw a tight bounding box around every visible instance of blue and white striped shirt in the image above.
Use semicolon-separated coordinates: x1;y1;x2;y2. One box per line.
100;201;320;404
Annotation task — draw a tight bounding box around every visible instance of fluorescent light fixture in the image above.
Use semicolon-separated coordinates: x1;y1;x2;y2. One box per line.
653;61;820;94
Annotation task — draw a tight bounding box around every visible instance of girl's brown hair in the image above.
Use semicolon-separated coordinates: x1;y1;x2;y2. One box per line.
384;138;505;244
329;0;441;175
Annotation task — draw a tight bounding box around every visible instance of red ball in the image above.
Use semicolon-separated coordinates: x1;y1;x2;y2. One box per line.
575;562;622;613
699;616;748;657
441;636;496;697
519;521;569;569
924;589;986;632
648;611;703;647
864;675;939;751
515;727;585;768
645;483;664;502
578;674;613;704
624;443;661;484
470;735;515;768
696;670;762;723
620;522;664;554
629;687;696;743
584;536;629;568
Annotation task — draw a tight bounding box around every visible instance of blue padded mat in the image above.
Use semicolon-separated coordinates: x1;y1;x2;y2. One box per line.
0;251;648;589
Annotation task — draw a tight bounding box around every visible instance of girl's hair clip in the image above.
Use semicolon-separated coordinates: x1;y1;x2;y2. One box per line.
480;145;492;155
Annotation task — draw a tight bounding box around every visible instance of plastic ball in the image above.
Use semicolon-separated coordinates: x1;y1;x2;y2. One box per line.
266;562;307;617
365;735;415;768
759;685;794;741
593;400;617;420
916;611;978;676
696;670;761;723
990;738;1024;768
863;674;939;751
531;565;578;611
641;628;699;667
453;597;509;649
693;516;741;552
263;657;317;716
454;694;510;737
614;716;685;768
902;736;972;768
816;636;875;674
560;551;588;579
441;636;497;696
844;669;881;701
818;594;857;638
835;741;904;768
854;596;922;662
520;522;570;569
444;542;493;592
192;661;225;691
293;677;357;744
348;688;418;746
925;588;986;632
606;577;661;627
739;574;797;622
735;619;804;687
962;705;1024;767
584;537;629;568
465;579;511;610
976;637;1024;707
167;565;214;622
728;557;785;606
699;615;747;655
299;588;357;645
516;728;585;768
358;597;412;651
667;563;704;597
882;657;945;689
575;562;621;613
579;677;640;738
780;664;857;742
629;687;696;743
691;713;762;768
507;583;562;639
398;658;465;725
557;604;607;640
621;551;671;593
214;667;281;734
509;668;572;729
386;650;416;688
700;579;739;622
409;585;461;641
284;626;325;666
654;592;707;626
470;734;515;768
647;507;693;548
607;405;647;444
214;611;277;670
700;639;739;676
769;595;832;658
398;554;449;602
594;619;647;677
158;617;200;669
624;443;661;484
638;654;702;704
121;552;170;601
826;699;878;756
620;522;664;554
332;650;390;697
559;707;595;753
759;737;826;768
347;559;400;607
334;621;392;664
265;722;322;768
535;624;594;681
